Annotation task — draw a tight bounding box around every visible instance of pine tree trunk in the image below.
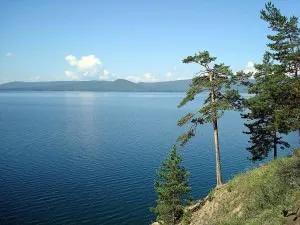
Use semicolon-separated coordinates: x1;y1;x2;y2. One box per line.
172;209;175;225
210;73;223;187
274;132;277;160
213;118;222;186
172;193;175;225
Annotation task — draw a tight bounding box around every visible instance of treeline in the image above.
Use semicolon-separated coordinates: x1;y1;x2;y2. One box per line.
151;2;300;225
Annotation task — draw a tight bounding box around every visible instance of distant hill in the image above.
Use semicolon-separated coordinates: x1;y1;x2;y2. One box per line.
0;79;191;92
0;79;248;93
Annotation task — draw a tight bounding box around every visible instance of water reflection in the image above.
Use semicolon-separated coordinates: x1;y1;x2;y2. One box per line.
63;92;97;154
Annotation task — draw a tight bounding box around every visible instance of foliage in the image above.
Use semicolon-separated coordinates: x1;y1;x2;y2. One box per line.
260;2;300;134
242;55;291;160
177;51;241;145
151;145;191;225
243;2;300;160
177;51;245;186
182;210;192;225
260;2;300;77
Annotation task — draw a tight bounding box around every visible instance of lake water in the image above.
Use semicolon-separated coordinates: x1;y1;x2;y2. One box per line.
0;92;298;225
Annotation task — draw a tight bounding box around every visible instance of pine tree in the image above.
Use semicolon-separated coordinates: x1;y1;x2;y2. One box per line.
261;2;300;78
177;51;241;187
242;53;291;160
242;2;300;160
151;145;191;225
260;2;300;143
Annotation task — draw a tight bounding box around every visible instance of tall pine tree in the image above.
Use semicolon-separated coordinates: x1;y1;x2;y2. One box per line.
177;51;241;186
151;145;191;225
243;53;291;160
260;2;300;143
243;2;300;160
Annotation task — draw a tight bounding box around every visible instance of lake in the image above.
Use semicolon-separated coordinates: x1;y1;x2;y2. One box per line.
0;92;298;225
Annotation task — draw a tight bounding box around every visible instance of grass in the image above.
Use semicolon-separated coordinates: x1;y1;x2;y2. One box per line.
188;149;300;225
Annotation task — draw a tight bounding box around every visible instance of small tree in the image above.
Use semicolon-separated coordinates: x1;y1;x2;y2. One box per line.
177;51;241;186
151;145;191;225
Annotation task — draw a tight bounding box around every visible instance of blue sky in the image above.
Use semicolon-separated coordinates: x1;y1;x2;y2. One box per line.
0;0;299;83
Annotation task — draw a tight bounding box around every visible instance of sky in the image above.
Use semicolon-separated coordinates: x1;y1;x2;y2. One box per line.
0;0;300;83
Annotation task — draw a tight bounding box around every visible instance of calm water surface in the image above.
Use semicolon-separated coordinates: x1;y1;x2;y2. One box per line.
0;92;297;225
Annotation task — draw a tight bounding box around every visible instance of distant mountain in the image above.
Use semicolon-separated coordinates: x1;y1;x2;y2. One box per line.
0;79;249;93
139;79;192;92
0;79;192;92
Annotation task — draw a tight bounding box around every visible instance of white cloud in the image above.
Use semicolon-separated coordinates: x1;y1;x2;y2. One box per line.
176;77;191;80
65;54;116;81
144;73;157;82
165;72;173;78
65;54;102;75
244;61;257;74
5;52;13;57
64;55;191;82
125;73;158;83
99;69;113;81
161;72;176;81
160;65;188;81
65;70;79;80
104;70;110;76
65;55;77;65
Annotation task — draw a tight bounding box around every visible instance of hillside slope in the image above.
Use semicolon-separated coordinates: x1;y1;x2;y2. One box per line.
184;150;300;225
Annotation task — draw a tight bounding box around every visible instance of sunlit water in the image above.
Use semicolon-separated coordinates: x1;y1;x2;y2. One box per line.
0;92;297;225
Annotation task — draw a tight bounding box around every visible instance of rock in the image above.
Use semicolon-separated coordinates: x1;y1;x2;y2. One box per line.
151;222;160;225
188;201;203;213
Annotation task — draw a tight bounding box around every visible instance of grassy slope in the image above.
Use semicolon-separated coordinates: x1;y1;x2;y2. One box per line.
186;149;300;225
